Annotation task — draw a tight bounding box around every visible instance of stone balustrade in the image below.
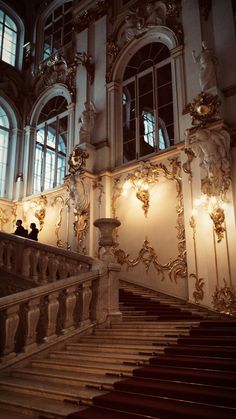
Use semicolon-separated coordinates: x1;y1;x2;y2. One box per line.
0;270;103;366
0;219;122;367
0;231;96;284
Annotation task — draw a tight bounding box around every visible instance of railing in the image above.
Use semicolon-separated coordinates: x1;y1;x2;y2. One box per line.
0;270;102;367
0;221;122;368
0;231;96;284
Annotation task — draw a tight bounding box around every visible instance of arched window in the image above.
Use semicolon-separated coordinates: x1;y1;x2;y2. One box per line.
0;2;24;68
33;96;68;194
122;42;173;163
42;1;72;61
0;104;9;196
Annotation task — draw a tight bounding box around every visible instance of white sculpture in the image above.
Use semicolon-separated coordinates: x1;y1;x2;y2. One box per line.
79;101;96;143
192;41;217;91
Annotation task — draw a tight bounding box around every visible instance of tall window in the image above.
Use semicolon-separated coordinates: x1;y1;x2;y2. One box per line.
122;42;174;163
0;9;17;66
33;96;68;194
0;105;9;196
43;2;72;60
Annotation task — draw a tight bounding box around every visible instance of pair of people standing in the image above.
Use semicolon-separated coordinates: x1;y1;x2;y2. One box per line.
14;219;39;241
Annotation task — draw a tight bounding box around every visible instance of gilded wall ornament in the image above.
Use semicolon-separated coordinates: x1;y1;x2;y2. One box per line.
76;52;95;85
114;239;186;283
185;126;231;198
92;177;104;206
51;195;69;248
0;207;10;231
122;159;182;217
209;206;225;243
30;195;47;231
68;145;89;174
190;273;205;302
212;278;236;315
189;92;221;127
74;0;109;33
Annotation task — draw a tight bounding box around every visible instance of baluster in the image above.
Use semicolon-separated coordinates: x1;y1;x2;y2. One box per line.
22;247;31;278
48;255;59;281
44;292;59;342
62;286;77;333
23;297;41;352
38;251;49;284
58;257;67;279
2;304;20;360
31;249;39;282
80;280;92;327
6;242;13;271
0;240;5;267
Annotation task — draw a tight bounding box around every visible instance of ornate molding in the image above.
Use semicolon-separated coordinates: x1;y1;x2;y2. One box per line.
212;278;236;315
209;206;225;243
68;145;89;175
114;238;186;283
106;0;183;82
190;273;205;303
92;177;104;206
0;207;10;231
74;0;109;32
76;52;95;85
51;195;69;248
189;92;221;127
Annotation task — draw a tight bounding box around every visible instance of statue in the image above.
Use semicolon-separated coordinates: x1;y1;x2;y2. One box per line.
192;41;217;91
79;101;96;143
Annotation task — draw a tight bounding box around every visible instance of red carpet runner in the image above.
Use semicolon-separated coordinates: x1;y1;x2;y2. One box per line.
68;288;236;419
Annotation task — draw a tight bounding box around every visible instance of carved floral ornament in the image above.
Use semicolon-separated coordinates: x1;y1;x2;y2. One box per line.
65;145;90;254
212;278;236;315
23;195;48;231
112;159;187;283
106;0;183;82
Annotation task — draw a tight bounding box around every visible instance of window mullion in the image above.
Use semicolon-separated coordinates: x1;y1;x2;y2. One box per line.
135;75;139;160
41;123;47;192
54;116;59;187
153;66;159;152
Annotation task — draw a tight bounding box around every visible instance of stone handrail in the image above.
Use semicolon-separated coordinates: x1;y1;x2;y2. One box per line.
0;270;103;367
0;231;97;284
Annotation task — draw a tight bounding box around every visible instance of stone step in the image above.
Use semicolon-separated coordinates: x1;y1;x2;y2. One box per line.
0;409;37;419
0;375;106;403
111;323;192;329
82;334;177;344
49;350;151;364
66;342;164;355
12;367;119;390
95;328;188;337
32;358;134;376
0;389;85;418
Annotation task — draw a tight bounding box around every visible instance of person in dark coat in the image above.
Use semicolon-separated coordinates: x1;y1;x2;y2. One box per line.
28;223;39;241
14;219;27;237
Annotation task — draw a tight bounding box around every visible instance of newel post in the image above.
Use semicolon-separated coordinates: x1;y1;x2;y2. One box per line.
93;218;122;326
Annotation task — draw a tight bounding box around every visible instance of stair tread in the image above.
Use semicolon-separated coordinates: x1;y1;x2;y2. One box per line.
0;389;85;416
0;376;107;400
32;358;135;373
50;350;151;361
13;367;121;386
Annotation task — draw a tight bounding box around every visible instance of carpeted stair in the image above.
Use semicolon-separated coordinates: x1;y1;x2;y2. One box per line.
0;282;235;418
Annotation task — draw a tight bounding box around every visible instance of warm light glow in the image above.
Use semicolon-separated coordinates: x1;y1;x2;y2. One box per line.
192;208;198;216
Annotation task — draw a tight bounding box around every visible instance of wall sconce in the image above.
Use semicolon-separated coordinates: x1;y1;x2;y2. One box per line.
192;194;227;242
122;171;154;217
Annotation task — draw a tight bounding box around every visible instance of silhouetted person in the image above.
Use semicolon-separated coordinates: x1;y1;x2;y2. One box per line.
28;223;39;241
14;219;27;237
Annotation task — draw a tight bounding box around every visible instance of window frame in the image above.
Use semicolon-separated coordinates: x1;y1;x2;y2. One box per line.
33;105;68;194
0;1;24;69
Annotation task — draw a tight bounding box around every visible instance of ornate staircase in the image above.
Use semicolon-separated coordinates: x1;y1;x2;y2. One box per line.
0;281;236;418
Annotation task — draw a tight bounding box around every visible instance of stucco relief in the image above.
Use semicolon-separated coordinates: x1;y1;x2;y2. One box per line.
79;102;96;143
185;127;231;198
65;146;90;254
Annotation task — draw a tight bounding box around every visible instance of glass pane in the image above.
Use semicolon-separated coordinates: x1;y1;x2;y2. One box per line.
56;154;66;185
5;14;17;31
47;124;56;149
157;83;172;107
58;116;67;153
141;111;155;147
139;73;153;95
0;10;4;23
36;128;44;144
54;5;63;19
140;135;155;157
139;92;153;116
0;106;9;128
0;128;8;197
157;63;172;87
33;144;43;194
123;118;136;143
158;104;173;126
44;149;55;190
123;139;136;162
